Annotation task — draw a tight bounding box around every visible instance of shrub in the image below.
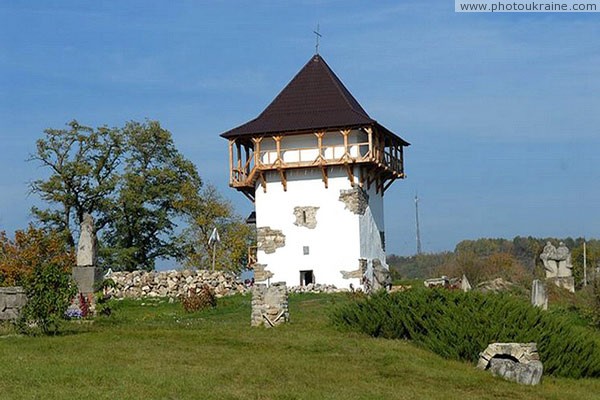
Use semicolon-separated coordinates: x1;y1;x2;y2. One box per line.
0;226;74;286
180;285;216;312
332;289;600;378
18;261;78;335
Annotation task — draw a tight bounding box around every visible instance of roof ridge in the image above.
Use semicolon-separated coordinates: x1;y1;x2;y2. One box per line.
317;55;372;120
254;55;317;119
220;54;407;144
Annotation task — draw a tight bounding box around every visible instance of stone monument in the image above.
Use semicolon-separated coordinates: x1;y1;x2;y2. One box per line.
540;241;574;292
530;279;548;310
460;274;472;292
72;213;102;313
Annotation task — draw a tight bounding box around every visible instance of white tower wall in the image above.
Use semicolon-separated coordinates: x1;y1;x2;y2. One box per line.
254;164;387;289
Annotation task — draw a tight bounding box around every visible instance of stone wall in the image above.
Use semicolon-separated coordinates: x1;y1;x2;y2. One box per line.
251;282;289;327
256;226;286;254
338;186;369;215
0;286;27;321
293;206;319;229
105;270;247;299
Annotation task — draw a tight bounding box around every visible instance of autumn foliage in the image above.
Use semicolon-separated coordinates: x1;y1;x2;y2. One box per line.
0;226;74;286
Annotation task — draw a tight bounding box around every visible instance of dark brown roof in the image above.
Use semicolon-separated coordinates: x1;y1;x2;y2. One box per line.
221;54;409;145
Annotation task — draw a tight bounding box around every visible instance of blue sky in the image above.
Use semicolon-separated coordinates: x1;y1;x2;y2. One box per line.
1;1;599;257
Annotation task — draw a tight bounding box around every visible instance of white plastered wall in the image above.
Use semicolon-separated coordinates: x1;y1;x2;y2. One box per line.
255;167;362;288
253;131;389;289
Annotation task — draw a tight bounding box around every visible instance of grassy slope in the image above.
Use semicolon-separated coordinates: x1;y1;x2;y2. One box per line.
0;293;599;400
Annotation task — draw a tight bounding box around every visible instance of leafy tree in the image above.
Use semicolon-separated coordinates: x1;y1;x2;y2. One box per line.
29;121;123;247
181;185;254;272
31;120;203;271
100;121;203;271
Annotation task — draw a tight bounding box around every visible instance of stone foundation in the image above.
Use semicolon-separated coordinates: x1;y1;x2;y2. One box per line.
251;282;289;327
0;286;27;321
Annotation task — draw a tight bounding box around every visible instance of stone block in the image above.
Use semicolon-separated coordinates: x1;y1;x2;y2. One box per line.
72;266;102;294
547;276;575;293
478;342;543;385
489;359;543;385
0;286;27;321
531;279;548;310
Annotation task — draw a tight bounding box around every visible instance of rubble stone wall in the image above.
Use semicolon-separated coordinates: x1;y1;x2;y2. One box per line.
251;282;289;327
0;286;27;321
105;270;248;299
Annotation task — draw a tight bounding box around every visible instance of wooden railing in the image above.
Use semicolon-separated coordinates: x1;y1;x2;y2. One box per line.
229;132;405;191
257;142;371;167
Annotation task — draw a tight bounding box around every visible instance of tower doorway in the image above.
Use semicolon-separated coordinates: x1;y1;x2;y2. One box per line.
300;270;314;286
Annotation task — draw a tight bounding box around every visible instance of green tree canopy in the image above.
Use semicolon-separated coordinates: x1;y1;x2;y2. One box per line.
30;120;252;272
180;184;254;272
29;121;123;246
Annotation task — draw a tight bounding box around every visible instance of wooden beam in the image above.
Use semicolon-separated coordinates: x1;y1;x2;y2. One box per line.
252;137;263;167
273;136;282;167
236;141;242;170
383;177;396;193
365;126;373;160
320;166;328;188
278;168;287;191
241;190;255;203
341;129;351;161
344;163;355;185
359;166;365;187
228;139;234;184
313;132;325;164
258;171;267;193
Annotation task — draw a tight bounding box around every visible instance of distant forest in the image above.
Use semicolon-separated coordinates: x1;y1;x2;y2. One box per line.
387;237;600;288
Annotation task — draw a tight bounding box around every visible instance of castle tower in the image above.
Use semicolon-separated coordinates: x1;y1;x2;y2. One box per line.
221;54;409;289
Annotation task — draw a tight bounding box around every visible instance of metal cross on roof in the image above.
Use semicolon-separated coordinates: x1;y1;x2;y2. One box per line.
313;24;322;54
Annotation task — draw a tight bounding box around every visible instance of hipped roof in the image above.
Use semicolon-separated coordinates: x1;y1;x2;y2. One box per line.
221;54;409;146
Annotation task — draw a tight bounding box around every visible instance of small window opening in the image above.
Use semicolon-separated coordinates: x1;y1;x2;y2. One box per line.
303;246;309;255
302;210;307;223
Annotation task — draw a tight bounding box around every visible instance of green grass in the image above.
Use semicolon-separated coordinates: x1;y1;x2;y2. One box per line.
1;293;599;400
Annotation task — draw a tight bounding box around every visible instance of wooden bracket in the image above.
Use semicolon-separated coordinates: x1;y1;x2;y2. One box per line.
344;162;355;185
320;166;328;189
258;171;267;193
278;168;287;192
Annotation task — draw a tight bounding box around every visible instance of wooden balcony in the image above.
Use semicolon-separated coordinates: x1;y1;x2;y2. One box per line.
228;127;406;201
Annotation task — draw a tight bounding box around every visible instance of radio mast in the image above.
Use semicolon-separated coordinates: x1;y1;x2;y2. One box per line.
415;194;422;255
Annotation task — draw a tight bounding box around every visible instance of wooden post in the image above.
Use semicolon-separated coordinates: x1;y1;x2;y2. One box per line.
273;136;282;164
366;127;373;159
253;137;263;166
228;140;234;184
236;142;242;171
341;129;350;160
